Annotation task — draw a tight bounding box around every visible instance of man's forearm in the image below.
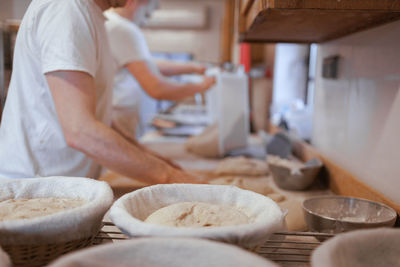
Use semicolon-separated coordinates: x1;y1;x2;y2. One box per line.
72;119;173;184
156;60;202;76
111;121;141;147
111;121;155;156
151;79;203;101
111;121;182;170
126;61;214;101
46;70;198;184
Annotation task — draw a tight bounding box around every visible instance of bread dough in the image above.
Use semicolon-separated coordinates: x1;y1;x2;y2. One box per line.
145;202;251;227
215;156;269;176
0;198;87;221
278;199;307;231
185;123;220;158
209;176;287;203
209;176;274;196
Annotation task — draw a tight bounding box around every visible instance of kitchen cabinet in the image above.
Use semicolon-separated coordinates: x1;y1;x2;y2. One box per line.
239;0;400;43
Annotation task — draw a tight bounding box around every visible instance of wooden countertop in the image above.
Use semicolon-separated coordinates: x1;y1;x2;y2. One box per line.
97;129;397;266
98;131;332;266
99;132;221;198
99;132;331;202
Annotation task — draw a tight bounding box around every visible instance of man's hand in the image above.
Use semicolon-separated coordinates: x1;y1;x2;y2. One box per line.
197;75;216;93
192;64;207;75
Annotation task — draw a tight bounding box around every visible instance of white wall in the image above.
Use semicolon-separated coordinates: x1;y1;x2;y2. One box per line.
312;20;400;204
0;0;224;62
142;0;224;62
273;44;309;113
272;44;312;139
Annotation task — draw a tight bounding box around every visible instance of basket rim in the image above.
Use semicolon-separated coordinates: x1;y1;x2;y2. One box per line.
110;184;285;248
0;177;113;245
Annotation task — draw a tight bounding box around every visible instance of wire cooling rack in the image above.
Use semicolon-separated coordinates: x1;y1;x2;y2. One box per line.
93;222;334;266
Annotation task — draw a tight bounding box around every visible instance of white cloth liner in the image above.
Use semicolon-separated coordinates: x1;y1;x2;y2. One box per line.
110;184;285;249
49;237;278;267
0;177;113;245
311;228;400;267
0;246;11;267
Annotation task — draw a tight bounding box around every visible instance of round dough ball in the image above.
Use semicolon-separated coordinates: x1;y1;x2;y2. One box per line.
215;157;269;176
185;124;220;158
145;202;251;227
0;198;87;221
209;176;274;196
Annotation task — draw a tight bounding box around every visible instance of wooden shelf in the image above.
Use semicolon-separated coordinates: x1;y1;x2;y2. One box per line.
239;0;400;43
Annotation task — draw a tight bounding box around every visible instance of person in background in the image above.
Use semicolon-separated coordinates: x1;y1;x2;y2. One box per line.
0;0;203;184
105;0;216;138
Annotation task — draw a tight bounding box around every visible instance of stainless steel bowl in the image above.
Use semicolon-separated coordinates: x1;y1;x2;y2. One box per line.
303;196;397;235
269;158;323;190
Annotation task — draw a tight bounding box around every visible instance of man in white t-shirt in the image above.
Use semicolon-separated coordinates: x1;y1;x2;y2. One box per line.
0;0;202;184
105;0;216;137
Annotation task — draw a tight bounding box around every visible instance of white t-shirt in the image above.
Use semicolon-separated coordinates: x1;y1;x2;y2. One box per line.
0;0;115;179
105;10;160;137
104;10;158;108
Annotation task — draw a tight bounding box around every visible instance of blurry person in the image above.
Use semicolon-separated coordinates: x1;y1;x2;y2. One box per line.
105;0;216;138
0;0;202;184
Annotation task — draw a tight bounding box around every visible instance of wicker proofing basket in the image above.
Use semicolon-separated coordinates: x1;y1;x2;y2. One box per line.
110;184;285;250
2;236;94;267
0;177;114;267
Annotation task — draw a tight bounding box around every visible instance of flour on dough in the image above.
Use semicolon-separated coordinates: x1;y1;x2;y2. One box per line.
145;202;251;227
209;176;274;196
215;156;269;176
0;198;87;221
